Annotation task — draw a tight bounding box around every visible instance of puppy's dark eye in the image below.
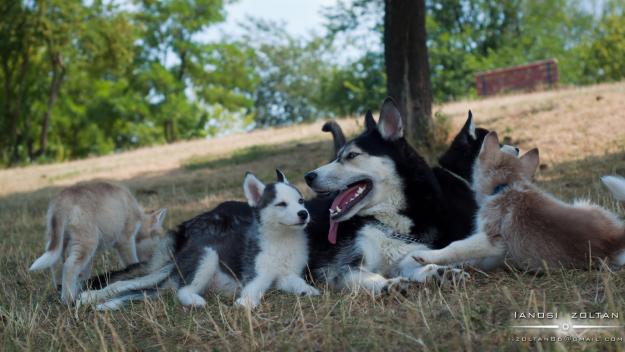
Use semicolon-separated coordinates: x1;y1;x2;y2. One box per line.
345;152;360;160
275;202;287;207
298;199;304;204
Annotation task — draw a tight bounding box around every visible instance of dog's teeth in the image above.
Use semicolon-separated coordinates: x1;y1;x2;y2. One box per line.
357;187;364;195
336;206;341;212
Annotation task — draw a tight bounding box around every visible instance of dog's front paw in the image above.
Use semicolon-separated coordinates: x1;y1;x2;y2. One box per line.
381;277;410;295
235;296;259;310
299;285;320;297
404;264;469;284
437;267;470;284
411;250;434;265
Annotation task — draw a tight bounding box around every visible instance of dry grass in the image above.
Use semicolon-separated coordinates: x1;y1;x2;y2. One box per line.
2;82;625;351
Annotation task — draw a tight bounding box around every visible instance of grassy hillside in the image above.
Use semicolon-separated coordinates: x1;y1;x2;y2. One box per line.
2;82;625;351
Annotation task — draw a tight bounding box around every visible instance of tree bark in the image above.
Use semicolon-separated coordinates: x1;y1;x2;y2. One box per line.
31;51;65;159
384;0;432;145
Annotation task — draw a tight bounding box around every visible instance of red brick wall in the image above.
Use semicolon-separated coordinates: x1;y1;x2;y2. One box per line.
475;59;558;96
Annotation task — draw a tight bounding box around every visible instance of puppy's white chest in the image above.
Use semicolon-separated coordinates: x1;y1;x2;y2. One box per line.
256;235;307;277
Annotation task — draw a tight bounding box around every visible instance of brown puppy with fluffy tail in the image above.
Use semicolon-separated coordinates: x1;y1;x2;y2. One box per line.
29;181;167;303
411;132;625;271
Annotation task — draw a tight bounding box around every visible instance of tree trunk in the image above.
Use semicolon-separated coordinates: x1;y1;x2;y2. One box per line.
31;51;65;159
384;0;432;145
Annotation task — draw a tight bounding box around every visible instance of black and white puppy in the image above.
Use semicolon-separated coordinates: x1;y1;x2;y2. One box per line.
79;170;319;309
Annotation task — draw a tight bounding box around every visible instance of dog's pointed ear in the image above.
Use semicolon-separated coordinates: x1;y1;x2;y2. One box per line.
519;148;540;179
378;97;404;141
364;110;376;131
151;208;167;230
275;169;289;184
479;131;500;161
244;172;265;207
461;110;476;140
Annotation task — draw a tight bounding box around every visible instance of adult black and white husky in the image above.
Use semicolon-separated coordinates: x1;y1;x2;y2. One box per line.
79;170;319;309
302;98;470;293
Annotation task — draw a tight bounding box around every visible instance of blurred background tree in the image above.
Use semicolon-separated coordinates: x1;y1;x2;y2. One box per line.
1;0;624;166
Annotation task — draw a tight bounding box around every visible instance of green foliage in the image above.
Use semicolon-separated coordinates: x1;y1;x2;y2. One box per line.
0;0;257;166
240;19;333;126
2;0;625;167
320;51;386;116
580;12;625;83
323;0;623;103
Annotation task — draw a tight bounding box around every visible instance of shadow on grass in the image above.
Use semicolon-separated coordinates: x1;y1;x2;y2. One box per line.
183;144;295;171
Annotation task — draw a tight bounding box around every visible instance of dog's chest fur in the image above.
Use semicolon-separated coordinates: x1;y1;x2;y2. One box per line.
356;223;428;274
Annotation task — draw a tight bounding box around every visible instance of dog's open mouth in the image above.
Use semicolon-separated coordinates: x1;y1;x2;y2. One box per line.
328;180;372;244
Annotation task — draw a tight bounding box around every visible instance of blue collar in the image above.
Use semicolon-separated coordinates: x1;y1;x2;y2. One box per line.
492;183;509;196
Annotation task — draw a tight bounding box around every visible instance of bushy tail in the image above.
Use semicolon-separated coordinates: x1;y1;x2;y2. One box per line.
96;288;160;311
29;211;65;271
602;175;625;208
322;120;346;155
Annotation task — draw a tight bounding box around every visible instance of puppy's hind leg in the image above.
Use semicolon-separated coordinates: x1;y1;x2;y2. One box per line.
61;239;98;304
176;247;219;307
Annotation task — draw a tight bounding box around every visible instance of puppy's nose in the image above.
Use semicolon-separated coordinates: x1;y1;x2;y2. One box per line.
304;172;317;186
297;210;309;220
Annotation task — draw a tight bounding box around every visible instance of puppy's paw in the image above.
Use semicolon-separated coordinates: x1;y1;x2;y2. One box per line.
299;285;320;297
381;277;410;295
411;253;430;265
234;296;258;310
176;288;207;307
437;267;470;284
404;263;468;284
95;300;123;311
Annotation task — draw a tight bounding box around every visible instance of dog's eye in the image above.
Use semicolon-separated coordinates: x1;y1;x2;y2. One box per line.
345;152;360;160
275;202;287;207
298;199;304;204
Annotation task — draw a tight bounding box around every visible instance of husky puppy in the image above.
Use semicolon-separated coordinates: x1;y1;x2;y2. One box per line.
79;170;319;310
28;181;167;303
411;132;625;270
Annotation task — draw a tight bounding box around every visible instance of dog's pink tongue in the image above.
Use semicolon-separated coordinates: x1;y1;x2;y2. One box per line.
327;184;362;244
328;220;339;244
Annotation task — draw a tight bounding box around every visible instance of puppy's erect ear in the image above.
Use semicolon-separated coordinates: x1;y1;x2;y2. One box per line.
461;110;477;140
519;148;540;179
479;131;500;161
378;97;404;141
364;110;376;131
275;169;289;184
244;172;265;207
151;208;168;230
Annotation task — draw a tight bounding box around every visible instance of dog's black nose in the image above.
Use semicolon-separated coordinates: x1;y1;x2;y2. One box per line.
298;210;309;220
304;172;317;186
514;147;519;153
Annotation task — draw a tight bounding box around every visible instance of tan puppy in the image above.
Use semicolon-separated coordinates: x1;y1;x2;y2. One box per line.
29;181;167;303
411;132;625;271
